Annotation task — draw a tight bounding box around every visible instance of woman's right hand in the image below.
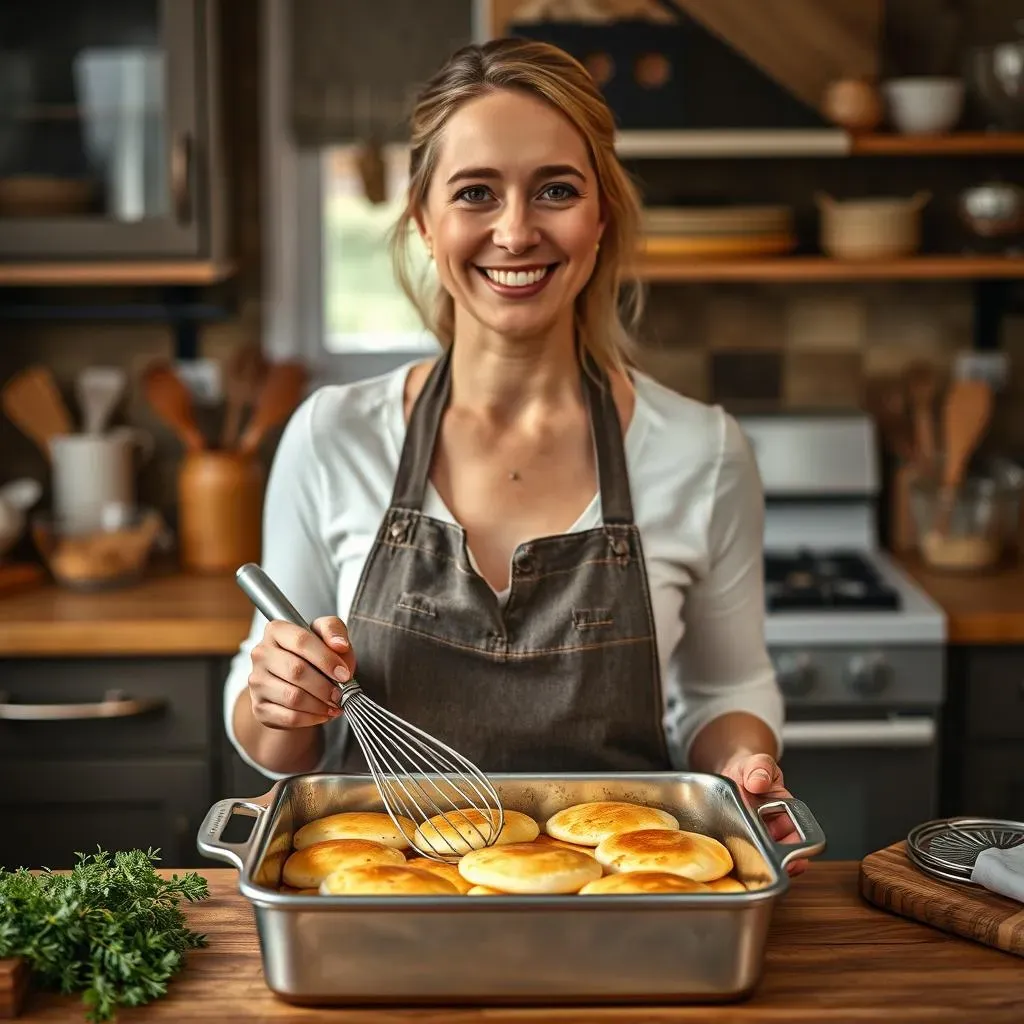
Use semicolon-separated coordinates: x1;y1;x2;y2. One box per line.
247;616;357;729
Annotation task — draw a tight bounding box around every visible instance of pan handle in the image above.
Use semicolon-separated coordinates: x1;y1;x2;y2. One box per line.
756;797;827;869
196;798;268;870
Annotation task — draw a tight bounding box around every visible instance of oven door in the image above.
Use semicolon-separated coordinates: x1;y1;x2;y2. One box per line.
777;710;939;861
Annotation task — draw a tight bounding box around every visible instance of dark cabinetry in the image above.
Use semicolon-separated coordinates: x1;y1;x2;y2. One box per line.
941;646;1024;820
0;655;261;869
0;0;226;262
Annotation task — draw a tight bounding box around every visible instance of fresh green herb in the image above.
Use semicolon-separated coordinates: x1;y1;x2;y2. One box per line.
0;847;209;1023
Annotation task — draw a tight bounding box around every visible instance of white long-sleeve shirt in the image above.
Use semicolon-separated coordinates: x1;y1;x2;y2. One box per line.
223;361;784;780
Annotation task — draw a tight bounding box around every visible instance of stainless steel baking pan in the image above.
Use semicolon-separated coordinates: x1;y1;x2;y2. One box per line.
197;771;826;1005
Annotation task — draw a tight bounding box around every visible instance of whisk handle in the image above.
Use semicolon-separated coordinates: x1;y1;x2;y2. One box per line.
236;562;311;629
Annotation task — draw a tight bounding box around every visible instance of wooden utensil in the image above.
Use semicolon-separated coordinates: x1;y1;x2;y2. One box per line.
141;362;206;451
236;362;307;457
1;365;74;459
220;342;266;451
904;361;938;476
75;365;126;434
937;378;993;532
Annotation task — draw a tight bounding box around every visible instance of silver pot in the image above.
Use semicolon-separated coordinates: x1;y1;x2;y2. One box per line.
959;182;1024;238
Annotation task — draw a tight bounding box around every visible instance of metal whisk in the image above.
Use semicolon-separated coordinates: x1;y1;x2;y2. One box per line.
236;563;504;862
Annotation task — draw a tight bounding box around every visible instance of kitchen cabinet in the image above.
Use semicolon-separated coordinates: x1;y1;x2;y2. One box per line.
0;0;226;263
0;655;238;870
940;646;1024;820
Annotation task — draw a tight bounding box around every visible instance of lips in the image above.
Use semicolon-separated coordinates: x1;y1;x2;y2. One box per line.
475;263;558;298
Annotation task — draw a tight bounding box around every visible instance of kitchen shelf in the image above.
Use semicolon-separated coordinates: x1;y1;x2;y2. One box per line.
633;255;1024;283
850;133;1024;156
0;260;234;287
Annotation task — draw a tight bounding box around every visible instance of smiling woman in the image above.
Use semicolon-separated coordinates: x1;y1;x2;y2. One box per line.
225;37;801;869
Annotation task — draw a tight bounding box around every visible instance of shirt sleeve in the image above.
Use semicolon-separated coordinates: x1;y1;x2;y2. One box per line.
670;409;784;765
221;389;340;781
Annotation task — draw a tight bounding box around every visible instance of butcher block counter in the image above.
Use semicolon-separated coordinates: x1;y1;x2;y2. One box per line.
10;866;1020;1023
0;567;252;656
892;555;1024;644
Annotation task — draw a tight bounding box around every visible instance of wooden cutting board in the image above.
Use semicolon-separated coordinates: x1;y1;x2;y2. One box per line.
860;841;1024;958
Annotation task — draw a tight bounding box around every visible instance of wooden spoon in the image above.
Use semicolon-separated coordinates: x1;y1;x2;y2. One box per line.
904;361;938;477
236;362;308;457
141;362;206;451
937;378;993;532
1;365;74;459
220;342;266;450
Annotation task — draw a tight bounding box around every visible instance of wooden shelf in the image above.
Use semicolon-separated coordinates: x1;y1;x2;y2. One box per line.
0;260;234;287
851;133;1024;156
633;255;1024;283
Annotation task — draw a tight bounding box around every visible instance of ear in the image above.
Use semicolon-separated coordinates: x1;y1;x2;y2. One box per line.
412;209;432;253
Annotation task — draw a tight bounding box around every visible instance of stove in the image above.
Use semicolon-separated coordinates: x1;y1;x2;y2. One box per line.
737;413;947;861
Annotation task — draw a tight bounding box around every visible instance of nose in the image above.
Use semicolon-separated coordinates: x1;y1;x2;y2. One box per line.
492;197;540;255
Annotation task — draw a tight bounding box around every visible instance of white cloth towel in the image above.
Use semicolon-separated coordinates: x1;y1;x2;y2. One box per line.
971;843;1024;903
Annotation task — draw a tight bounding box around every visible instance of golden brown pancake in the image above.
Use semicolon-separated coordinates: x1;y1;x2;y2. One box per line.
319;864;460;896
706;876;746;893
293;811;416;851
532;833;597;858
544;801;679;847
578;871;711;895
594;828;733;882
411;808;539;856
405;857;474;894
282;838;406;888
458;842;603;894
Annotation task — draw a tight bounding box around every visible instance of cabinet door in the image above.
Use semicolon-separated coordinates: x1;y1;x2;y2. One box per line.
0;0;215;259
0;759;210;870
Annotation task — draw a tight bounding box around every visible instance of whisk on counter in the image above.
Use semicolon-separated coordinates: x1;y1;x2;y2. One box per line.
235;563;504;862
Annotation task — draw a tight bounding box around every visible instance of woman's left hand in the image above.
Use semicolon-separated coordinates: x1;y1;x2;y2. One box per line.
719;752;809;876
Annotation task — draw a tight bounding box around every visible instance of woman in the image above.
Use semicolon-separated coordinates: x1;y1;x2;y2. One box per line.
224;38;804;869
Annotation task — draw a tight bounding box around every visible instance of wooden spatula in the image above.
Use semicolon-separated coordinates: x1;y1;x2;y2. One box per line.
141;362;206;451
236;361;308;456
937;378;993;532
1;365;74;459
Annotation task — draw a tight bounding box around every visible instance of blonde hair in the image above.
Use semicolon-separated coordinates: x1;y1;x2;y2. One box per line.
389;37;644;374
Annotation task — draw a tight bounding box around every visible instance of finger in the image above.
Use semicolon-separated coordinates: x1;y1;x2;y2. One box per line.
311;616;358;676
258;646;341;709
266;619;352;683
252;697;334;730
251;671;341;720
786;858;809;876
740;754;784;795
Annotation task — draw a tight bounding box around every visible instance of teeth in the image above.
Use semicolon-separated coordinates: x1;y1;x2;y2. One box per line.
483;266;549;287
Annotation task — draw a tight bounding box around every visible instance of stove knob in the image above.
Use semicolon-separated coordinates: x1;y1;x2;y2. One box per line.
845;653;890;696
775;654;816;697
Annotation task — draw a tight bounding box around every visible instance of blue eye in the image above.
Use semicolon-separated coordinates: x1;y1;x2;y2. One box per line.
541;183;579;201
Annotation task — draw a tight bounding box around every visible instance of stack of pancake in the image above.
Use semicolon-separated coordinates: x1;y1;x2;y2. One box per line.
275;800;746;897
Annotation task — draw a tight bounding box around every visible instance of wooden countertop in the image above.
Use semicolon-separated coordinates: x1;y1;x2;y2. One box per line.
892;555;1024;645
12;865;1020;1022
0;567;253;657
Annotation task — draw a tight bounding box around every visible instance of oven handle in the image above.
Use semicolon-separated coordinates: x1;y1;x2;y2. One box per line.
782;717;935;748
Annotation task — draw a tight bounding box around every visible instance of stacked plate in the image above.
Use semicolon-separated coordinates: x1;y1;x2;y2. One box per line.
905;816;1024;886
640;204;797;259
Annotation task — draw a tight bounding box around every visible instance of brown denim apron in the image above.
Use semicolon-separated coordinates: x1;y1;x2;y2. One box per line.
342;347;672;772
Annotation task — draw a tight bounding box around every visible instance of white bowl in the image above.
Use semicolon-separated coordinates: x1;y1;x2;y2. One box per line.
883;77;964;134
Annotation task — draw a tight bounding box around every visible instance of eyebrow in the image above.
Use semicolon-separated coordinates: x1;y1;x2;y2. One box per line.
445;164;587;186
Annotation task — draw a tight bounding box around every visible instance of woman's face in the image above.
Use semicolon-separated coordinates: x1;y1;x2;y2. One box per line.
417;87;605;342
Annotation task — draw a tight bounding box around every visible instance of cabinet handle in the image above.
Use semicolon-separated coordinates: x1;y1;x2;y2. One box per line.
0;689;166;721
171;132;192;225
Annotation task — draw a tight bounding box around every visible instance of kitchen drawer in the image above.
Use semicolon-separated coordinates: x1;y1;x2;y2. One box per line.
0;759;210;870
964;648;1024;740
0;657;211;756
961;745;1024;821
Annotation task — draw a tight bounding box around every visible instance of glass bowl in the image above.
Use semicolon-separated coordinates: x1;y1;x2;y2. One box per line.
31;504;167;590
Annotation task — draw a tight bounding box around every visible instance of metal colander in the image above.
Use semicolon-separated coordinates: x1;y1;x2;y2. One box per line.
906;817;1024;886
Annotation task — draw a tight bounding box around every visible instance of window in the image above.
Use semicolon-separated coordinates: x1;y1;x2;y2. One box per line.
319;144;438;355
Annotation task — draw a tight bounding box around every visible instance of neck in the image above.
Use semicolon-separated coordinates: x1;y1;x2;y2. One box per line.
448;312;582;424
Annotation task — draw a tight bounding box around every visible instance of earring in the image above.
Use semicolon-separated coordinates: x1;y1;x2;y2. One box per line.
595;242;600;253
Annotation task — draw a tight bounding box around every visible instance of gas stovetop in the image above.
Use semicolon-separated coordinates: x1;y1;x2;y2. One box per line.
765;549;901;613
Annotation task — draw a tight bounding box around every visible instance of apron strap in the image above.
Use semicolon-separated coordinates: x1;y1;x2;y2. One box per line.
390;344;636;526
